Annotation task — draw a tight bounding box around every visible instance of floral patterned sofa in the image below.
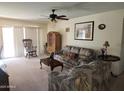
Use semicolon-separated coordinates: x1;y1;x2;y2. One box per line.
49;61;111;91
49;45;112;91
54;45;96;69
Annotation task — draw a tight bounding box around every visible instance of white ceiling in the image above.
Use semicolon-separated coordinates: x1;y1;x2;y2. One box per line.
0;2;124;22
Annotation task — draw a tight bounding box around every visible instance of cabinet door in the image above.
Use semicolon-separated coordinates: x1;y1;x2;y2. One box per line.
47;33;53;47
47;32;61;53
56;34;61;51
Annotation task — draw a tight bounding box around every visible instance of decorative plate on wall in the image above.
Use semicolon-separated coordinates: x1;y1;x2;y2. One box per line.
98;24;106;30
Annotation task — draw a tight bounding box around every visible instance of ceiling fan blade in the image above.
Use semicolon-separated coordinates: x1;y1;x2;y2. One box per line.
57;15;66;18
56;17;69;20
48;9;68;22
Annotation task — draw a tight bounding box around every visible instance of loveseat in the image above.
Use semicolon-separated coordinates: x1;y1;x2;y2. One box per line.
49;45;112;91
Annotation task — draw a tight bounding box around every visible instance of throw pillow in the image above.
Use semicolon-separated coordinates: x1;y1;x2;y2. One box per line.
79;55;88;60
69;52;78;60
63;52;70;59
79;55;91;63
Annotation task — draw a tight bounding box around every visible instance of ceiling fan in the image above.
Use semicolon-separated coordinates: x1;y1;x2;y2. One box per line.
49;9;69;22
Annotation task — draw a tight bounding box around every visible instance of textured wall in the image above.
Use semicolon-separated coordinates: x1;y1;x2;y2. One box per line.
47;9;124;74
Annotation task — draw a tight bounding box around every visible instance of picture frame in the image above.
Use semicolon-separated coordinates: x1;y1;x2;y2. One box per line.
74;21;94;40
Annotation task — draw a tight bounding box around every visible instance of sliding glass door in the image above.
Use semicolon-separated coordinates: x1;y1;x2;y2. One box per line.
2;27;15;58
1;26;40;58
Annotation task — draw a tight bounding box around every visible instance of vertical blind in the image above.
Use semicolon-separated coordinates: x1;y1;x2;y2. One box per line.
0;26;41;58
14;27;24;57
24;27;39;55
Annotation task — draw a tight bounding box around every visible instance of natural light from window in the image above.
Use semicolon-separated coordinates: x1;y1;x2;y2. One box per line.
2;27;15;58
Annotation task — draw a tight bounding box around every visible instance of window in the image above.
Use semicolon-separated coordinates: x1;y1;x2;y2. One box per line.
2;27;15;58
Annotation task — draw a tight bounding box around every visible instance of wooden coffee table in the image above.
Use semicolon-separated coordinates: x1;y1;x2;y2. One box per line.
40;58;63;71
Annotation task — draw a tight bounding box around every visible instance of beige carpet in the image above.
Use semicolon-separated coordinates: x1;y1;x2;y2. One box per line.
110;72;124;91
2;56;52;91
1;56;124;91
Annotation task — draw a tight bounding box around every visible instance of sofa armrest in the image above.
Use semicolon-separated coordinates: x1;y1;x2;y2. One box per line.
77;60;96;68
48;71;70;91
60;66;93;91
48;68;93;91
75;60;112;90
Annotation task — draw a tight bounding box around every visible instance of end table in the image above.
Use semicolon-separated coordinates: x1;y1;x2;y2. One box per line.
98;55;120;77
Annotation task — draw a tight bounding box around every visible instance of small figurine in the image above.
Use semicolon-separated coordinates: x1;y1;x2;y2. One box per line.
103;41;110;55
101;48;107;56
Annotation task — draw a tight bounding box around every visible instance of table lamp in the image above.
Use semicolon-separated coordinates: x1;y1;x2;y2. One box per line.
103;41;110;55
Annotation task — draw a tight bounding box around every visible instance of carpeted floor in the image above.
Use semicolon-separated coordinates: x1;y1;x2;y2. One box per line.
110;72;124;91
1;56;52;91
1;56;124;91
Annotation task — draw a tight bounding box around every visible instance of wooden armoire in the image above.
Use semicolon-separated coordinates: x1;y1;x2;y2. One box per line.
47;32;61;53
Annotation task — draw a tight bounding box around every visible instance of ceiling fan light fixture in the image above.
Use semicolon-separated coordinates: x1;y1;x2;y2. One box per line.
51;18;57;22
49;9;69;22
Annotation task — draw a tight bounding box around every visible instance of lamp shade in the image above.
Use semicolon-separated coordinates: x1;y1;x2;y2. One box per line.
103;41;110;48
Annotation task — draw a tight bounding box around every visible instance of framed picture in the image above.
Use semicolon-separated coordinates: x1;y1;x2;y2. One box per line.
74;21;94;40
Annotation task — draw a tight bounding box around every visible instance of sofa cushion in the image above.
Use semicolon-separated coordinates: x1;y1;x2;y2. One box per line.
63;52;71;61
54;54;65;63
79;55;88;59
79;48;93;57
70;47;80;54
79;48;94;58
78;58;90;65
62;46;71;53
78;48;95;63
63;52;69;57
63;52;78;61
54;46;96;69
68;52;78;60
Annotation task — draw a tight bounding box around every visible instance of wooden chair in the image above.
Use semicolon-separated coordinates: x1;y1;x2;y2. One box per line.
22;39;37;58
